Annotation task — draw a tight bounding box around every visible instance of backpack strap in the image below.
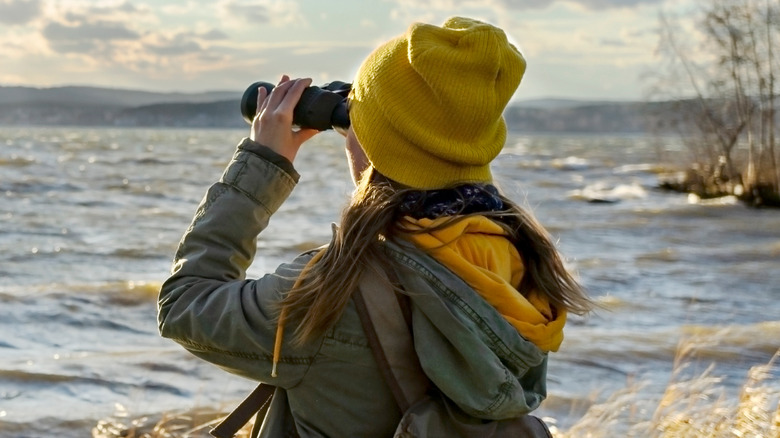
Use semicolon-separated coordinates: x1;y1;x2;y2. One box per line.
212;262;426;438
354;263;429;413
210;383;275;438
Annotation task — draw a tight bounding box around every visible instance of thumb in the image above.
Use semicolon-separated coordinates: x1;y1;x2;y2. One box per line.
293;128;320;145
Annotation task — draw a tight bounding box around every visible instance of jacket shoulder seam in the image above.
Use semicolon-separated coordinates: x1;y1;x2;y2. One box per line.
172;337;314;365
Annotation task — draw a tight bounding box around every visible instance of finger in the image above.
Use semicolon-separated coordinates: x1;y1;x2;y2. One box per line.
265;79;296;112
277;78;312;115
277;74;290;85
255;85;269;118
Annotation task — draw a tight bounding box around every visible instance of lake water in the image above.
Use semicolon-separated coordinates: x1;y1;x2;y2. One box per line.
1;127;778;437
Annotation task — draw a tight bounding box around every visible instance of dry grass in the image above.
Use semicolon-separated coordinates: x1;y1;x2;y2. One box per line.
95;342;780;438
550;339;780;438
91;405;253;438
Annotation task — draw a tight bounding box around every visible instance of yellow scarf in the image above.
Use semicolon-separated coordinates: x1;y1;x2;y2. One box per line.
400;216;566;352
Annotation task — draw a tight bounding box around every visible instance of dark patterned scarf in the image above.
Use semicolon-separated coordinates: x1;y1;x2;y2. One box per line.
398;184;505;219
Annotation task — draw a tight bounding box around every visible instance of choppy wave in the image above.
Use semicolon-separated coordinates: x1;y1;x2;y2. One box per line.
0;180;85;194
635;248;680;263
0;280;161;301
568;181;647;203
562;321;780;364
613;163;668;174
687;194;740;205
0;154;36;166
552;156;591;170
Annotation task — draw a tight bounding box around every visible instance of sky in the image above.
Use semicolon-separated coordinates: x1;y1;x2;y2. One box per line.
0;0;697;101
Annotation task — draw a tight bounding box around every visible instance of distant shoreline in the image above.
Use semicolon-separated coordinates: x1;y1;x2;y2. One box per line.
0;85;655;133
0;101;654;134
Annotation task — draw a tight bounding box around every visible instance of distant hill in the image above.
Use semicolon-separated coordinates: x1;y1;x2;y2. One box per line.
0;85;655;132
505;101;653;133
115;100;243;128
0;85;239;107
513;98;623;109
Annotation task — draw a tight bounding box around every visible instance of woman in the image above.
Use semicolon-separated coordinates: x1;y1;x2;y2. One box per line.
158;16;591;437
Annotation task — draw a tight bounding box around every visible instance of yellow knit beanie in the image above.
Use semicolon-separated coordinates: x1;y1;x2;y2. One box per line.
349;17;526;189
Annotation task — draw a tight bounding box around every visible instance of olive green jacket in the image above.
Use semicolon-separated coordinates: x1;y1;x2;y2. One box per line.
158;138;548;437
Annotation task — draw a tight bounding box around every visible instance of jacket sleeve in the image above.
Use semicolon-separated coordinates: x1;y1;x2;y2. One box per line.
157;137;317;388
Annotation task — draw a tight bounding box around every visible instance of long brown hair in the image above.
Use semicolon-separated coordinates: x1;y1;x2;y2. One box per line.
279;170;593;345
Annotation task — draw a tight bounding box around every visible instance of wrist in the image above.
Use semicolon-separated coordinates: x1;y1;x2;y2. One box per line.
238;138;300;182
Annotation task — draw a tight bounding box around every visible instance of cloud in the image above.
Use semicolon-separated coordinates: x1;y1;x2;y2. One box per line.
220;0;271;23
390;0;664;13
600;37;627;46
38;0;154;55
0;0;42;25
217;0;304;27
38;2;228;59
59;0;151;23
143;30;227;56
200;29;230;41
43;20;139;42
512;0;668;9
29;1;223;77
493;0;553;9
140;28;233;57
42;20;139;54
569;0;663;8
145;39;202;56
160;1;200;15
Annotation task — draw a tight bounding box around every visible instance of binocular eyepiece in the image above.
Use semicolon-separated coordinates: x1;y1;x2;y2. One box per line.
240;81;351;132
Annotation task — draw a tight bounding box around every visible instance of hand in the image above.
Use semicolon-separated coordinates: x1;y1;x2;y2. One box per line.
250;75;319;163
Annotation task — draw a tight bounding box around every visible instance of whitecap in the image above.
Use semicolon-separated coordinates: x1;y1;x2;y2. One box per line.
687;194;739;205
569;182;647;203
552;156;590;170
613;163;663;174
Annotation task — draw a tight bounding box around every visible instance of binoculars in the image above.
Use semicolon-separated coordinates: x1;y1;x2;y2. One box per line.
240;81;351;131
